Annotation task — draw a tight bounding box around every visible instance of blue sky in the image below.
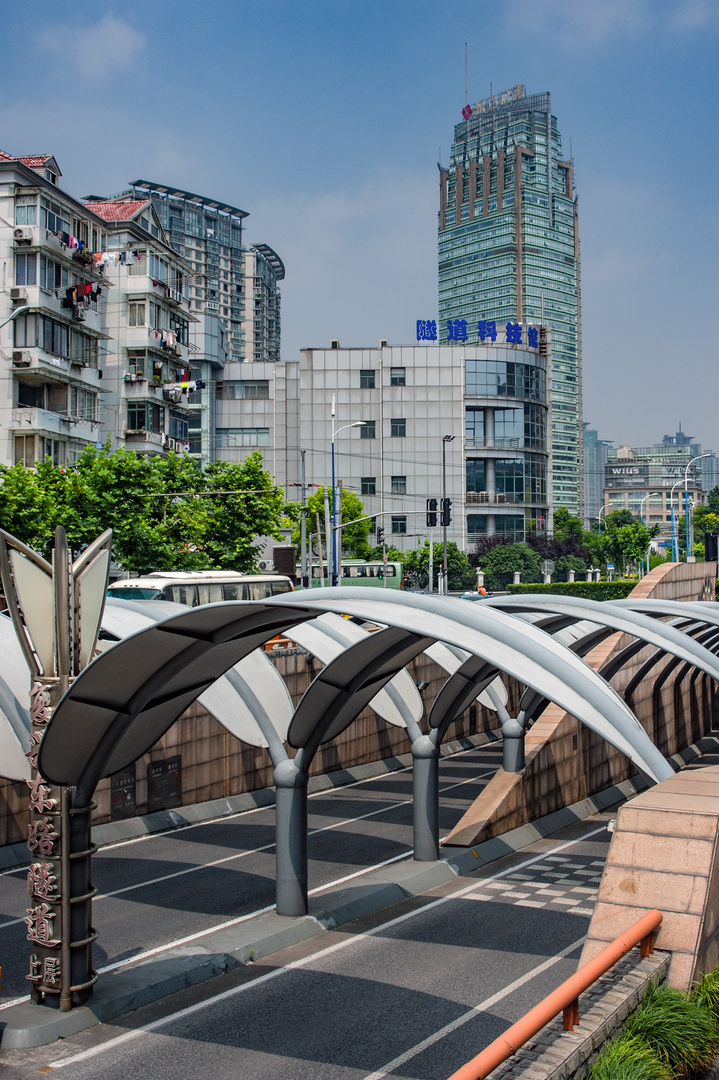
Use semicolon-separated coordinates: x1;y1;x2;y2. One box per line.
2;1;718;447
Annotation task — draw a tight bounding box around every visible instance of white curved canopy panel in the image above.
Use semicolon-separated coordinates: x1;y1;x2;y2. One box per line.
424;640;508;710
287;612;423;728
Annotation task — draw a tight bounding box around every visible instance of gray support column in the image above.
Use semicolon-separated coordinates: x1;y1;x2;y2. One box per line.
484;407;495;448
412;735;440;861
274;759;309;916
501;717;526;772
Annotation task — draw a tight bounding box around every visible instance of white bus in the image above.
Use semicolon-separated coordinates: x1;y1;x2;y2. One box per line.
106;570;294;607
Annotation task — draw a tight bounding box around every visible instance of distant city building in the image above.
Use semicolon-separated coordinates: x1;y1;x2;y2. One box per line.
0;151;109;467
604;441;708;537
296;336;551;552
582;423;613;526
438;86;582;517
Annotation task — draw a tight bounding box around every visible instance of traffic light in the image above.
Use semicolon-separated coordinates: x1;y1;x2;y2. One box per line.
426;498;438;527
377;527;385;546
440;498;452;526
706;533;718;562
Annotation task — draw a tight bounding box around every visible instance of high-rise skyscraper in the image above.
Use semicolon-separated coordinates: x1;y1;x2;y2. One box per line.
438;85;582;519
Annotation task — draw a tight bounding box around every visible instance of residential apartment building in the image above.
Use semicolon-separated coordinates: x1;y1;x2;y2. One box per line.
297;337;551;552
438;86;582;516
0;152;109;468
214;360;299;486
82;197;196;456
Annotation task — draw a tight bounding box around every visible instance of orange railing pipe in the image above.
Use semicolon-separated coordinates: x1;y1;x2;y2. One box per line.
446;909;663;1080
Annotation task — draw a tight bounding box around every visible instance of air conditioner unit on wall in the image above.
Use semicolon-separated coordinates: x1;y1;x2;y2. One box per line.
258;560;274;572
12;350;31;367
13;227;32;243
10;287;27;303
72;305;86;321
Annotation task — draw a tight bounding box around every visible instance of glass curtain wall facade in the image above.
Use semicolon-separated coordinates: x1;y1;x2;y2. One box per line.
438;86;582;516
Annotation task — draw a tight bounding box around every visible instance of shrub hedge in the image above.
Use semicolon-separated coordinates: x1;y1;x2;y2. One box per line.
506;580;637;600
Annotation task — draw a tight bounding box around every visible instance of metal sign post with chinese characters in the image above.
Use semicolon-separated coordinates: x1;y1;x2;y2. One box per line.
0;526;111;1012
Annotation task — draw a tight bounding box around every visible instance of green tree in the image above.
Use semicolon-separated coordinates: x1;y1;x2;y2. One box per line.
707;486;719;515
479;542;542;591
292;485;371;562
203;454;288;570
403;541;476;591
552;506;585;542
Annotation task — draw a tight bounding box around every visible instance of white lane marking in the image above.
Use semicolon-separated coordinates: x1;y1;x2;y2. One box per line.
362;937;585;1080
45;826;606;1071
0;745;499;874
0;768;495;931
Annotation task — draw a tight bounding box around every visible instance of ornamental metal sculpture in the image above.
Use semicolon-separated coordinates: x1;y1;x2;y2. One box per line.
0;526;111;1011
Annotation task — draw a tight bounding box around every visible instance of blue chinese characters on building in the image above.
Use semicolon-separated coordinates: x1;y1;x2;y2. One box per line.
416;319;437;341
416;317;540;347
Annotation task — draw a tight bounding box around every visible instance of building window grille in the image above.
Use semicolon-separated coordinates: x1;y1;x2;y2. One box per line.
391;516;407;534
390;418;406;437
359;369;375;389
391;475;406;495
390;367;406;386
361;477;376;496
215;427;270;448
360;420;375;439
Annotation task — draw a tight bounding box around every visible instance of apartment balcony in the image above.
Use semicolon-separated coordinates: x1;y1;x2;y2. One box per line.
12;406;98;443
11;347;101;387
124;429;165;453
122;377;166;401
11;285;105;334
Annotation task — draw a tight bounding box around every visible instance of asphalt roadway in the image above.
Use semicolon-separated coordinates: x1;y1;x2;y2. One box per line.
2;816;611;1079
0;742;506;1006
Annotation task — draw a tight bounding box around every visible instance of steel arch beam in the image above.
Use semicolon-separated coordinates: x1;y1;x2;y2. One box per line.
483;594;719;689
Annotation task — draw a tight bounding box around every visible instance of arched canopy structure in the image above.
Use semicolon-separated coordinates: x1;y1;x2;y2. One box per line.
39;589;674;797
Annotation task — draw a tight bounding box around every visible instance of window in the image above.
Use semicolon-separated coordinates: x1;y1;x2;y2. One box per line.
215;427;270;448
465;407;484;445
361;477;376;496
391;475;406;494
360;420;375;439
466;460;486;493
390;367;406;386
17;381;43;408
149;253;168;282
390;418;406;437
39;316;69;357
40;197;71;236
128;302;145;327
169;410;189;441
467;514;487;536
127;402;164;433
129;254;147;276
14;434;35;467
368;517;377;533
216;380;269;400
41;438;65;465
70;387;97;420
15;196;37;226
391;516;407;534
359;369;375;389
15;254;37;286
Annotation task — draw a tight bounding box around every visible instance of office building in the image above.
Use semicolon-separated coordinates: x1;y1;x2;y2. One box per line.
297;335;551;552
604;443;707;537
0;152;108;468
438;85;581;516
582;423;613;526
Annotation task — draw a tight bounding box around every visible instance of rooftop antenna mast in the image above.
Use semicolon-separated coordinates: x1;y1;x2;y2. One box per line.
465;42;468;105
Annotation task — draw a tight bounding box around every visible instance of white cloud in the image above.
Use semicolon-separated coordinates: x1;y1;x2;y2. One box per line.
37;15;145;80
248;171;437;359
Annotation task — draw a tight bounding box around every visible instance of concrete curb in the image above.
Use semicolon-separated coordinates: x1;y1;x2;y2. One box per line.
0;766;642;1049
0;731;502;871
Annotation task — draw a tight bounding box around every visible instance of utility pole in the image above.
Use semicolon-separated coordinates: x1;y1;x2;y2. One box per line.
323;488;332;584
441;435;455;593
299;450;308;589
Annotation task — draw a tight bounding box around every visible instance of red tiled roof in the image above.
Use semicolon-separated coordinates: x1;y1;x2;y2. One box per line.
0;151;55;168
82;200;149;222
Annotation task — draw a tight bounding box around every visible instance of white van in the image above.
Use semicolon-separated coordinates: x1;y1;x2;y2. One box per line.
106;570;294;607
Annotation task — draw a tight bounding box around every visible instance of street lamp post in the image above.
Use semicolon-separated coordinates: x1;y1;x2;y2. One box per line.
598;503;610;535
441;435;455;594
684;454;711;564
669;479;684;564
0;305;30;332
640;492;660;577
331;395;365;586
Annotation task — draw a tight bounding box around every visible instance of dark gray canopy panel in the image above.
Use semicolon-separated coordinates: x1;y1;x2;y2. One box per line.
39;590;674;798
